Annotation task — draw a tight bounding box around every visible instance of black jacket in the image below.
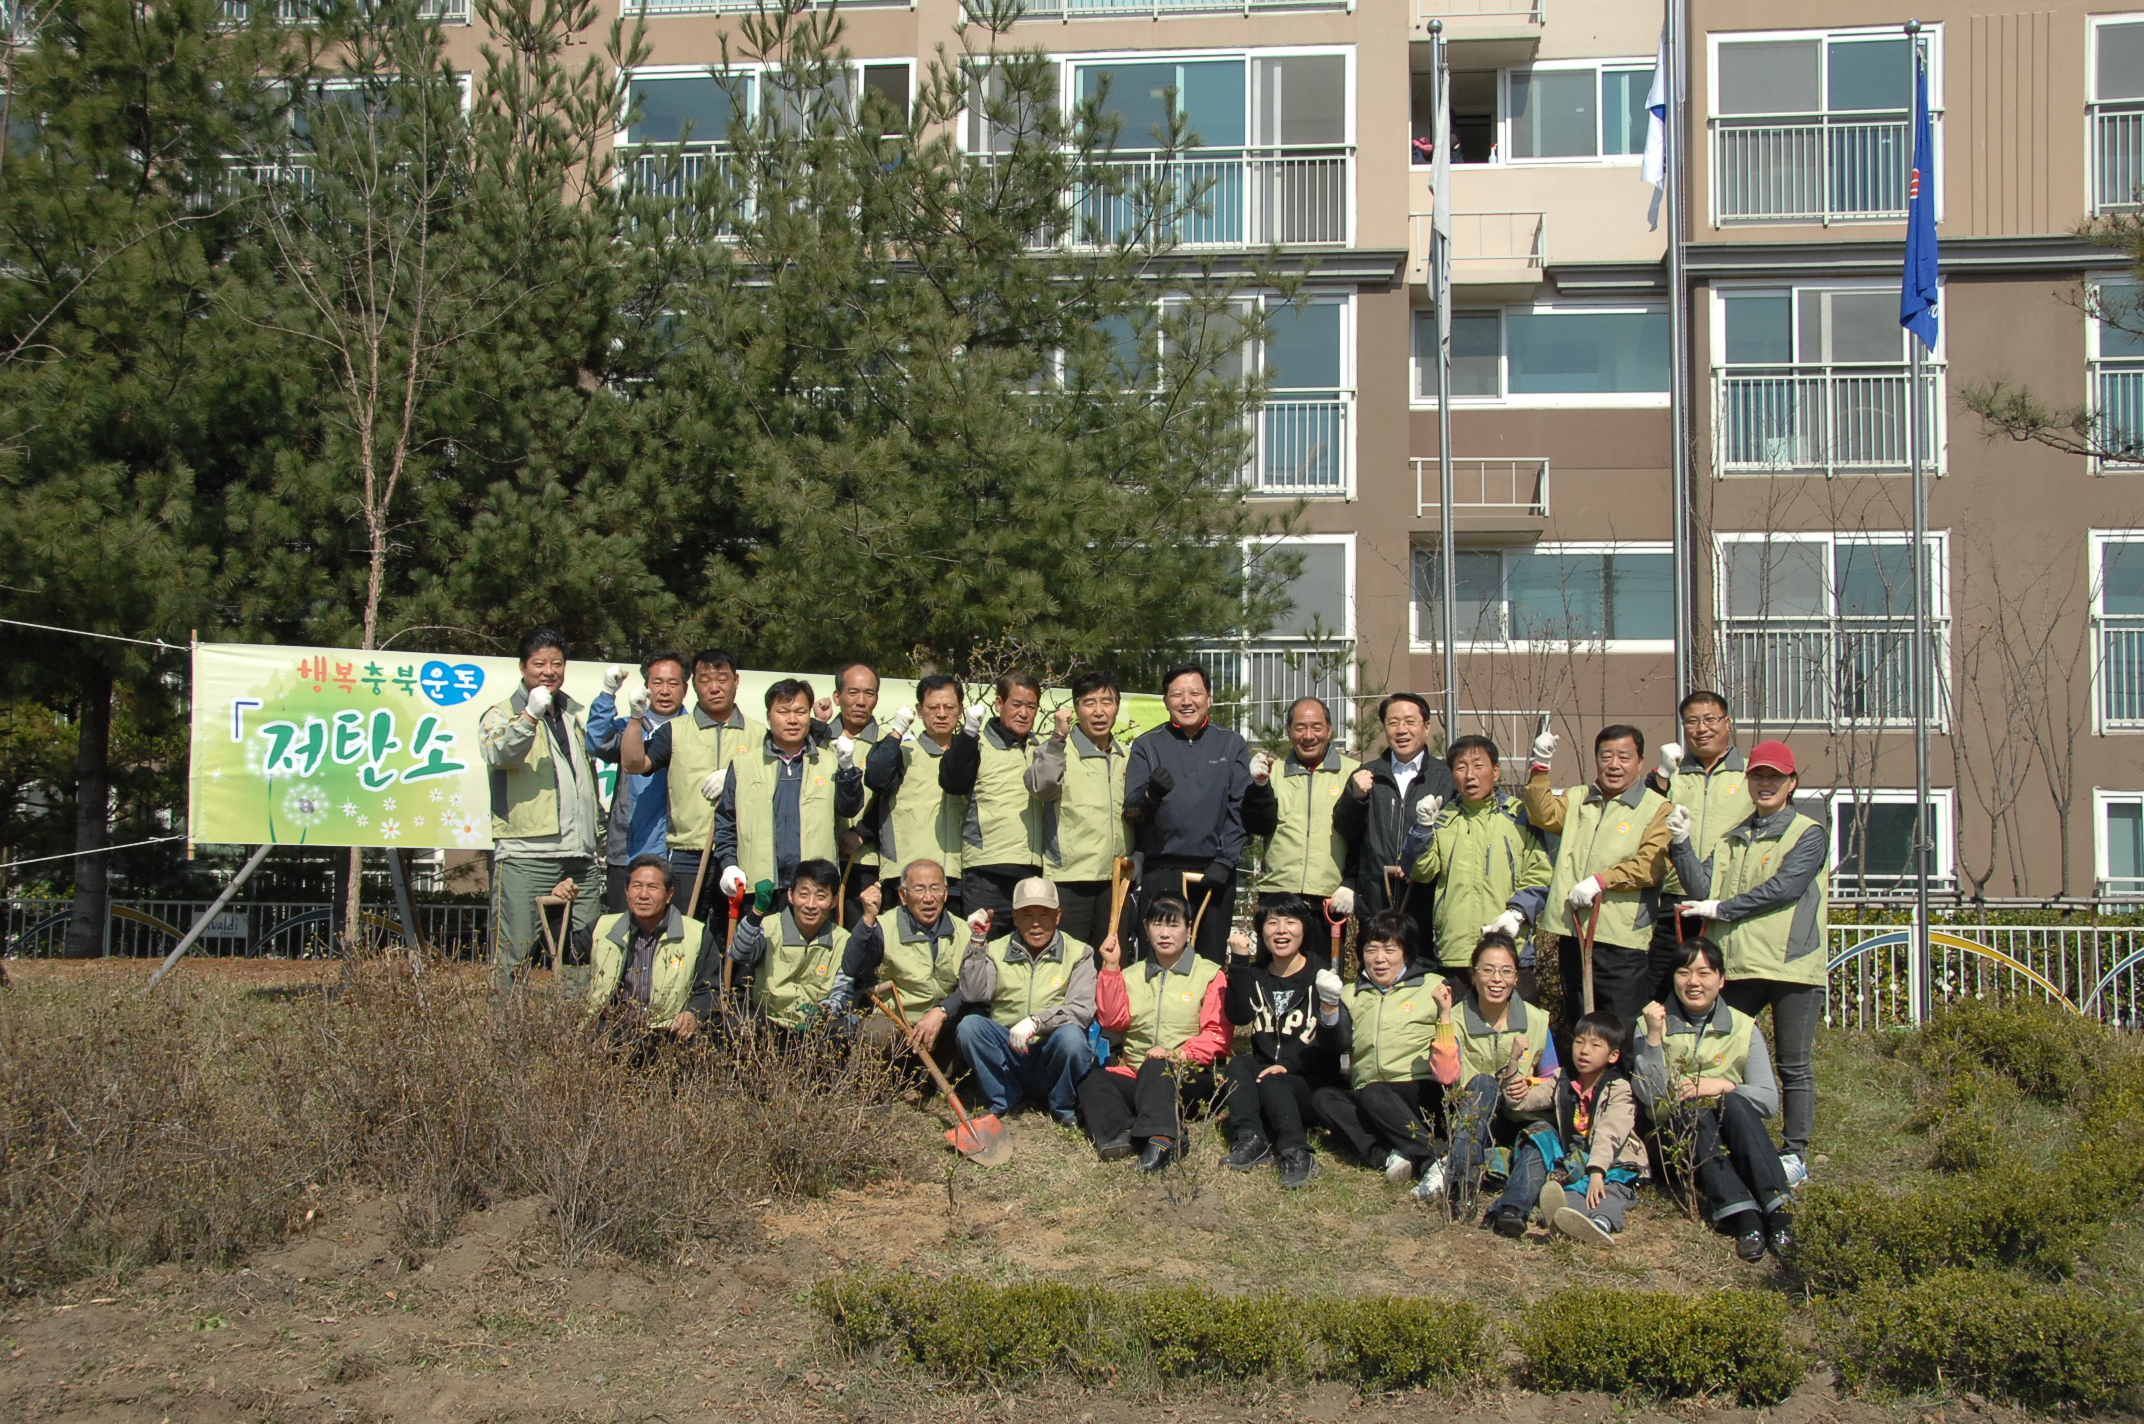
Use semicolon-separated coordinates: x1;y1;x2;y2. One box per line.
1224;950;1342;1079
1331;750;1456;941
1122;719;1250;877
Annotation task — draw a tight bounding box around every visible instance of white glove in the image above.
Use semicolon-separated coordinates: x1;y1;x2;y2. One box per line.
1483;909;1525;939
1684;899;1722;920
719;867;748;898
627;686;651;718
962;703;988;737
1658;742;1684;779
833;734;856;771
603;663;630;694
699;768;727;803
1249;750;1275;784
1330;885;1355;917
1414;794;1444;828
523;684;553;718
1530;728;1557;765
1314;968;1344;1006
1008;1017;1037;1053
889;705;916;739
1665;804;1692;845
966;908;994;941
1567;875;1603;911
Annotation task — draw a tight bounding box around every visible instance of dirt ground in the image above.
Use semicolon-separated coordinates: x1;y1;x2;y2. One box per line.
0;959;2112;1424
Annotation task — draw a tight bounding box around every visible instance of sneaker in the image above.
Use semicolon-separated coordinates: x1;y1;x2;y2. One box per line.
1734;1225;1767;1263
1095;1134;1134;1162
1553;1207;1615;1246
1225;1136;1273;1172
1779;1153;1809;1188
1489;1205;1528;1239
1766;1212;1794;1258
1054;1112;1080;1130
1383;1151;1416;1185
1278;1149;1319;1190
1536;1179;1565;1228
1410;1159;1448;1204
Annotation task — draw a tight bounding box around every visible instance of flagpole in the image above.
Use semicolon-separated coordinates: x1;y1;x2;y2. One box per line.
1905;17;1934;1022
1666;0;1694;698
1433;19;1459;741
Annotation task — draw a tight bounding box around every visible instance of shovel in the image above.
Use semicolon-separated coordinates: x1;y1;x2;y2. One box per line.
1578;900;1602;1014
1106;856;1133;941
1323;896;1349;977
871;990;1012;1167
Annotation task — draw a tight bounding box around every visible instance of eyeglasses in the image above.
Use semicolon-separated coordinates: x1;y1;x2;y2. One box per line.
1681;714;1730;729
1474;964;1518;980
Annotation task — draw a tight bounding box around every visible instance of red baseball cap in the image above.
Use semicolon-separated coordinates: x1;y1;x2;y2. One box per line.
1746;740;1797;776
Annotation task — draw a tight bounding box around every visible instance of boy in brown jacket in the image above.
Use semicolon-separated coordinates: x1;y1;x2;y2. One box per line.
1486;1008;1648;1244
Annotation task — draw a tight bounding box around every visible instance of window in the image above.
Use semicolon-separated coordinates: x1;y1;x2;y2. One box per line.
1412;305;1670;404
1412;543;1674;648
1203;536;1355;738
2089;281;2144;468
1715;531;1948;729
1252;294;1352;497
1506;61;1653;161
2096;790;2144;895
625;72;751;147
2093;531;2144;731
1829;789;1952;891
1072;51;1347;153
2094;18;2144;213
1251;535;1352;640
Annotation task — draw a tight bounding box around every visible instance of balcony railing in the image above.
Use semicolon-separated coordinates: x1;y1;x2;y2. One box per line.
1195;644;1360;741
1016;0;1345;17
1714;365;1942;476
1071;150;1351;249
2094;103;2144;214
2093;361;2144;468
1407;210;1546;285
1718;620;1951;731
1414;0;1542;21
1411;456;1550;517
1711;113;1924;224
2098;616;2144;731
1248;398;1351;497
627;0;908;13
219;0;469;21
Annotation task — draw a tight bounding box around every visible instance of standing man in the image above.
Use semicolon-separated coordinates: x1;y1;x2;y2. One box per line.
1399;734;1552;989
619;648;762;921
1028;670;1130;948
586;652;688;912
1650;690;1752;1000
821;661;884;928
866;673;967;907
480;628;602;998
1333;694;1457;959
1523;723;1673;1048
939;672;1044;937
712;679;866;907
1123;664;1251;965
1242;695;1359;925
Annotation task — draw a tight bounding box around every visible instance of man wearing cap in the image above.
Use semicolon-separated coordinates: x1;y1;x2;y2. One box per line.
949;877;1098;1128
1648;691;1753;999
1123;664;1251;964
1242;695;1360;926
1663;739;1826;1187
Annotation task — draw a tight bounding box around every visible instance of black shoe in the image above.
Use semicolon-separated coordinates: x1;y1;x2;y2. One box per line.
1489;1205;1528;1239
1096;1134;1134;1162
1765;1212;1793;1258
1732;1216;1767;1263
1278;1149;1318;1190
1137;1137;1179;1174
1226;1135;1272;1171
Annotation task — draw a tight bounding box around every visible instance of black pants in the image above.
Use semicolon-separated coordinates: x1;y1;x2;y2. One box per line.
1654;1092;1793;1225
1311;1078;1439;1168
964;864;1040;940
1648;905;1705;1001
1135;858;1238;964
1055;878;1116;950
1077;1057;1214;1144
835;856;879;933
605;862;633;915
1223;1057;1323;1155
1555;934;1654;1060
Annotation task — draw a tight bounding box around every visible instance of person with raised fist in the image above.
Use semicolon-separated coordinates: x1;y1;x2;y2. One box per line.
713;679;865;912
816;661;885;928
619;649;763;928
1242;696;1360;927
726;858;869;1031
1028;670;1131;949
1080;892;1231;1172
586;652;688;914
1396;734;1551;992
866;674;969;910
1648;691;1753;1001
946;877;1097;1127
1333;694;1457;960
938;673;1046;941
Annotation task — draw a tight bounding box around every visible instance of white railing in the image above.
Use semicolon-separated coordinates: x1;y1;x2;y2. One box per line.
2092;362;2144;468
1407;210;1546;285
1249;398;1351;497
2093;104;2144;214
1071;150;1351;250
1016;0;1345;16
1713;365;1942;476
1718;620;1952;731
1414;0;1541;21
1195;644;1360;740
2098;616;2144;730
1411;456;1550;517
220;0;469;21
1711;113;1923;224
1827;920;2144;1030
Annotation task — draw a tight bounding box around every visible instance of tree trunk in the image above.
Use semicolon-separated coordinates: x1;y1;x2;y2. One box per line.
61;663;112;959
343;846;364;956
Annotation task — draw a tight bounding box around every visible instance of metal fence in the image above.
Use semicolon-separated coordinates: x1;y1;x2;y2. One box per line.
1717;620;1953;730
5;897;491;961
1715;366;1941;476
1250;398;1351;496
1712;114;1916;224
1827;920;2144;1031
2094;103;2144;214
1071;151;1351;249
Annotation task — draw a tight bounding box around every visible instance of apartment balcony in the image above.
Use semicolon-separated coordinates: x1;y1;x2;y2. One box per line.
218;0;468;20
1718;621;1951;731
1195;644;1359;739
1412;0;1542;47
1408;210;1546;294
1072;150;1352;250
2100;617;2144;730
1017;0;1343;17
2092;362;2144;470
1711;113;1926;225
1713;365;1943;477
2093;103;2144;214
1411;456;1550;530
1246;398;1352;498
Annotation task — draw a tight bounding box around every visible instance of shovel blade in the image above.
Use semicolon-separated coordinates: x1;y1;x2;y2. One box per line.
944;1113;1012;1166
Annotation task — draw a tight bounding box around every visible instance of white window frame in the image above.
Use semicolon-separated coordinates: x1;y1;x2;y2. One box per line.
1411;302;1672;410
1247;289;1356;499
1247;532;1356;642
1825;786;1954;891
2090;528;2144;734
2094;788;2144;896
1410;539;1677;654
2087;278;2144;471
1053;46;1357;151
2090;16;2144;216
614;63;759;153
1499;56;1656;168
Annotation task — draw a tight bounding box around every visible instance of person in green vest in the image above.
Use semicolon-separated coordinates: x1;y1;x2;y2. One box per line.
865;673;969;911
1309;911;1444;1187
479;628;602;998
828;857;968;1069
1079;892;1232;1171
817;661;885;930
1028;670;1131;949
619;648;764;922
579;854;719;1050
1400;734;1552;990
938;672;1045;939
1635;938;1794;1264
712;679;866;907
1417;931;1561;1224
1647;690;1753;1001
949;876;1097;1127
1521;723;1673;1053
1242;696;1361;926
726;857;878;1031
1665;738;1826;1189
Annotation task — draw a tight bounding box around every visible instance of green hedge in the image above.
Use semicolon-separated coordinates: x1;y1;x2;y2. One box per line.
1788;1167;2115;1293
1831;1270;2144;1413
1513;1286;1802;1406
1896;1001;2112;1105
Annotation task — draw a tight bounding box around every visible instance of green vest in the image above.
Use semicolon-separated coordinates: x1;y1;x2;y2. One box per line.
1541;782;1668;950
731;740;840;887
881;907;963;1008
751;909;847;1029
1453;992;1554;1121
963;725;1041;870
882;737;965;880
983;930;1087;1027
665;705;764;853
1252;749;1359;898
1410;794;1553;967
1043;729;1129;882
1109;953;1222;1059
833;719;883;870
583;909;706;1029
1663;749;1752;895
1341;971;1442;1086
1707;810;1829;986
1659;999;1758;1085
485;689;593;840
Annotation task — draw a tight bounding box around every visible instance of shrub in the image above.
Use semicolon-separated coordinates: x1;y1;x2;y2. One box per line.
1909;1067;2023;1174
812;1271;1111;1383
1897;1001;2108;1106
1131;1284;1307;1379
1514;1286;1802;1405
1831;1269;2144;1412
1788;1168;2112;1293
1311;1295;1493;1391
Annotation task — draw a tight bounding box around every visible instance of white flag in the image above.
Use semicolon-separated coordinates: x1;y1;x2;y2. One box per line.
1642;25;1667;229
1432;37;1452;361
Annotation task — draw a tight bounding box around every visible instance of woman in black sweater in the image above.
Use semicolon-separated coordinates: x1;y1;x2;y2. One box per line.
1222;894;1342;1188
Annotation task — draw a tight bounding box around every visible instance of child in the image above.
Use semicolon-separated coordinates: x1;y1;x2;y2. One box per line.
1501;1009;1647;1245
1081;893;1231;1171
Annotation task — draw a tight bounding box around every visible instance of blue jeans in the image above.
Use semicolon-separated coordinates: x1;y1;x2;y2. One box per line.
956;1015;1093;1124
1445;1074;1507;1184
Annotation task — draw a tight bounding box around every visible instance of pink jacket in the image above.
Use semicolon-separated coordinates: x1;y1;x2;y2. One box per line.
1095;967;1233;1078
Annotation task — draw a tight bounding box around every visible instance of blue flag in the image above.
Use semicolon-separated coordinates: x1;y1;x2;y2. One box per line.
1900;40;1938;349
